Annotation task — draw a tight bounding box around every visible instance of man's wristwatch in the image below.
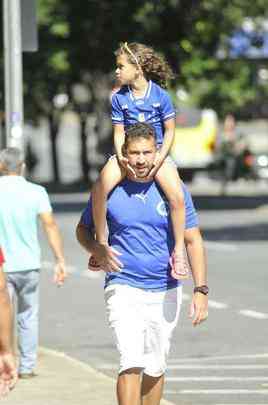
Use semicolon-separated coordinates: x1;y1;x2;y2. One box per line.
194;285;209;295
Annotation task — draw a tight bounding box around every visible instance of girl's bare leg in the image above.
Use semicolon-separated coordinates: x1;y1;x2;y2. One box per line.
155;162;188;278
92;157;125;244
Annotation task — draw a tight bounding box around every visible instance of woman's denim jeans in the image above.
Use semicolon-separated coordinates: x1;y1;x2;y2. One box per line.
6;269;39;374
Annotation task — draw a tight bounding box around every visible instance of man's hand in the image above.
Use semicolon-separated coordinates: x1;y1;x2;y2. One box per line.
53;260;67;286
189;293;208;326
93;244;123;273
0;352;17;397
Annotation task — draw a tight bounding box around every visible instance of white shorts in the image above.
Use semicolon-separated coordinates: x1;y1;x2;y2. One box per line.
104;284;182;377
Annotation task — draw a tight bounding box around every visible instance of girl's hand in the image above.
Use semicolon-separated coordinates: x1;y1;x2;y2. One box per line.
118;156;129;170
147;154;164;178
118;156;136;177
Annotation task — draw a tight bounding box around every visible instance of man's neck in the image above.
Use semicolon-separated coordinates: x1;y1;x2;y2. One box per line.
126;174;152;184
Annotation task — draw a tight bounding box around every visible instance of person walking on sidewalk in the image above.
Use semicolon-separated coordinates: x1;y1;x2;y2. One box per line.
0;247;17;396
0;148;67;379
76;123;208;405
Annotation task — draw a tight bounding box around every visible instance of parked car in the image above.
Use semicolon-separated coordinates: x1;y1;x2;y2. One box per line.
169;107;218;182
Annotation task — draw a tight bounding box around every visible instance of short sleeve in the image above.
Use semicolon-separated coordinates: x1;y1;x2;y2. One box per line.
0;248;4;265
111;94;124;124
182;183;199;229
160;90;176;122
37;187;52;214
80;198;94;231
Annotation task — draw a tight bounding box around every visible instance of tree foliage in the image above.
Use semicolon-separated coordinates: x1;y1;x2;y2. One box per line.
2;1;268;123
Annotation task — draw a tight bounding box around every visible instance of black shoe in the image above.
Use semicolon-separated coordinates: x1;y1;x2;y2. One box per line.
18;372;38;379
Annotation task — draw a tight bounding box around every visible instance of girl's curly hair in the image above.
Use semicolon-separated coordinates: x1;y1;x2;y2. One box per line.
115;42;174;89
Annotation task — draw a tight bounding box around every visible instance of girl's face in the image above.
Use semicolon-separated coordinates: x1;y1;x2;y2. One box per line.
115;53;139;86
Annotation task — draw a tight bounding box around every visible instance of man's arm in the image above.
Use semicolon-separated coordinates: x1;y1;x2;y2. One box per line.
0;270;12;353
39;212;67;285
184;227;208;326
76;222;99;254
76;222;122;272
0;269;17;395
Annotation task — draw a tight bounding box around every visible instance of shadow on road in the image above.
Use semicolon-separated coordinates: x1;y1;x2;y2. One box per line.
42;176;268;218
192;193;268;242
50;192;268;214
52;202;87;213
47;188;268;242
192;194;268;211
203;222;268;242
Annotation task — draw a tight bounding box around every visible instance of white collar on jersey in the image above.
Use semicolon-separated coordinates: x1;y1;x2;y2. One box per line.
128;80;152;101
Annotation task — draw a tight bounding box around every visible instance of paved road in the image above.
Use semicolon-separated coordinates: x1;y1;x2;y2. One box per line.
38;182;268;404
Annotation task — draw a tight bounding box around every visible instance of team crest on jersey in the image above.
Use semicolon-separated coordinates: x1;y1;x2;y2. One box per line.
156;201;170;217
153;103;160;108
122;104;128;110
138;113;145;122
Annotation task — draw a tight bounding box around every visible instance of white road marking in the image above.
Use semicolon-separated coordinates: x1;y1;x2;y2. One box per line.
41;260;102;278
182;293;191;300
166;376;268;382
208;300;229;309
164;389;268;395
168;364;268;370
41;260;54;270
81;270;103;279
42;262;268;320
98;363;117;370
239;310;268;319
169;353;268;363
183;293;228;309
98;364;268;371
205;241;238;252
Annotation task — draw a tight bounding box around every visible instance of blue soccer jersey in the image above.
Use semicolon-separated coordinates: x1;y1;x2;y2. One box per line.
111;81;175;146
80;181;198;291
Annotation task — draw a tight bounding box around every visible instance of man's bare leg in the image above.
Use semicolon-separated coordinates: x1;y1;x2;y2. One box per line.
117;368;142;405
141;373;164;405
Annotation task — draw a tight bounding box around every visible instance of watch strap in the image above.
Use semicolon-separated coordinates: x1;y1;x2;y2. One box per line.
194;285;209;295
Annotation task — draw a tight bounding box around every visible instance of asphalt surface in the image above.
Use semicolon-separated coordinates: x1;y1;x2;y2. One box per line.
35;178;268;405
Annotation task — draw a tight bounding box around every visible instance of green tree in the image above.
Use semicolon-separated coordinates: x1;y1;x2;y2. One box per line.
1;1;267;181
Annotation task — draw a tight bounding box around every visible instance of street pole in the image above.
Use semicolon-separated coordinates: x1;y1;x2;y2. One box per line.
3;0;24;150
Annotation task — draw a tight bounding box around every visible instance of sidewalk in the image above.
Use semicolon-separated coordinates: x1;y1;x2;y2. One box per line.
2;347;175;405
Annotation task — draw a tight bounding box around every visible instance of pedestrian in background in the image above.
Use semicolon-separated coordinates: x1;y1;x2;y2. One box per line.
0;247;17;396
0;148;67;379
217;113;249;192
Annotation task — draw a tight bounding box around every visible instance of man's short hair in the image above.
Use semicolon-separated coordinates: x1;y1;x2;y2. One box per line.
124;123;156;150
0;147;25;174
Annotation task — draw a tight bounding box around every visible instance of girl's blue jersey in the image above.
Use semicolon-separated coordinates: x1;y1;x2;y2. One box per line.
111;81;175;146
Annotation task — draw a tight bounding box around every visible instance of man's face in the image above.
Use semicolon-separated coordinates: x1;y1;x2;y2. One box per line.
125;137;156;179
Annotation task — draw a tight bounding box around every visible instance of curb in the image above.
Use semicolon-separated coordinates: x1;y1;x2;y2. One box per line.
39;347;176;405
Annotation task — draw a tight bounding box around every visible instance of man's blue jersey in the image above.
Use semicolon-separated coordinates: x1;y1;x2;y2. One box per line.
111;81;175;146
80;181;198;291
